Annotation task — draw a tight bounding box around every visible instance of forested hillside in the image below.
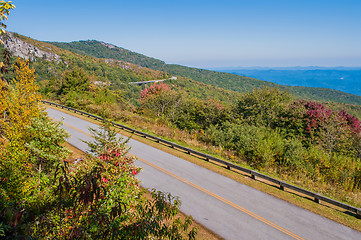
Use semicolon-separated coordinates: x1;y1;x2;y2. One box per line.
51;40;361;106
51;40;166;69
0;33;238;107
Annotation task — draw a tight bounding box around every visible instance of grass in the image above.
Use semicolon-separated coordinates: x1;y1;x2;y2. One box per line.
49;104;361;232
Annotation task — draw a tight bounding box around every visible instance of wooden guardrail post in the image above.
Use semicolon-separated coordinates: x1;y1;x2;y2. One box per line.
251;171;257;180
280;181;285;191
314;194;321;204
357;209;361;219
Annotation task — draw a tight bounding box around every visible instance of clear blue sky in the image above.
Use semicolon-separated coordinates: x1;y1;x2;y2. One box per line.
6;0;361;68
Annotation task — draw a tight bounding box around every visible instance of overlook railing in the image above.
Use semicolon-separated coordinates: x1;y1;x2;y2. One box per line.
42;100;361;219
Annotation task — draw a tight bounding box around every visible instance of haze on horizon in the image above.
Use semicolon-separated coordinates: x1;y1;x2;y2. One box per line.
7;0;361;69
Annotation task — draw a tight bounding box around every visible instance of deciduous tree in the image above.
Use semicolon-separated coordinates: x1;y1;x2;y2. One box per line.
236;86;292;128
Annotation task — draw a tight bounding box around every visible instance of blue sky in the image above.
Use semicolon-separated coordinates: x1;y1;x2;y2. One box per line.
6;0;361;68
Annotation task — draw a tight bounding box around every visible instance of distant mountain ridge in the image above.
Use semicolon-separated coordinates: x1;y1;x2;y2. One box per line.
216;68;361;96
210;66;361;71
50;39;361;106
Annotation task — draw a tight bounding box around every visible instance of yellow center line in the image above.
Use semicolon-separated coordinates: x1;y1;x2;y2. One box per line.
51;116;305;240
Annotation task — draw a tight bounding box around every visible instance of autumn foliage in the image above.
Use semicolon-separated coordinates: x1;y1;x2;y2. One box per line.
0;59;197;238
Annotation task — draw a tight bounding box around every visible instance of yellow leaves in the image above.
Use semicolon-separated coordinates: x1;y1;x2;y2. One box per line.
0;1;15;39
0;58;42;143
0;1;14;46
0;1;15;14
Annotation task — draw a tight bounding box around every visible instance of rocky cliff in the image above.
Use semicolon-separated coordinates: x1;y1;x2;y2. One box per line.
0;32;61;62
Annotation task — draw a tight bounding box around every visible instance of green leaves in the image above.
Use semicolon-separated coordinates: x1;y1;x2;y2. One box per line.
236;86;293;128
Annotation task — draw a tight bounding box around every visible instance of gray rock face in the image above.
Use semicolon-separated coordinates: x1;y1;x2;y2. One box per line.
103;58;133;70
100;41;118;49
0;32;61;63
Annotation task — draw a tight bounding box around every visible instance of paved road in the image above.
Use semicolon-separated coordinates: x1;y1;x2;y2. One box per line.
129;76;177;85
47;107;361;240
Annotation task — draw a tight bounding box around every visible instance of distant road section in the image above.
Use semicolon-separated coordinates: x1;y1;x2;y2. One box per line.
129;76;177;85
47;107;361;240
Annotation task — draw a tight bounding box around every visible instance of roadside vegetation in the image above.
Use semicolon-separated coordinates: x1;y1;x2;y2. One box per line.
38;59;361;208
136;85;361;207
0;58;197;238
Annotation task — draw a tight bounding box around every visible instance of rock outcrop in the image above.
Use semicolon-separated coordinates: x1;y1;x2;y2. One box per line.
0;32;61;63
100;41;118;49
103;58;133;70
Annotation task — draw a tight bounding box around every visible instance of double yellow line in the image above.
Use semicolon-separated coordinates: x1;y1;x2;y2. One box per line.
51;116;305;240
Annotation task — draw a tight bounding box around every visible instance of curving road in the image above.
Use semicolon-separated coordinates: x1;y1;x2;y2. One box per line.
47;107;361;240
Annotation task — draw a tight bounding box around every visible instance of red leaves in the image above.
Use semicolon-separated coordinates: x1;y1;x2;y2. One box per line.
140;83;170;100
302;101;332;132
98;149;125;162
98;154;110;161
300;101;361;134
101;177;108;183
339;109;361;133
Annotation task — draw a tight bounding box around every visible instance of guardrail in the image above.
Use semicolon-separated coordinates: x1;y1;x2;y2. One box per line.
43;100;361;219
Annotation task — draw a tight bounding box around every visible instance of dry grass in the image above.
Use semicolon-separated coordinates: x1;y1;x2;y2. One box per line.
49;104;361;232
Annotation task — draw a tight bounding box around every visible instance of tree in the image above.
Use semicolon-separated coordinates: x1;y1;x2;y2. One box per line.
339;109;361;160
0;1;15;84
0;59;42;191
32;120;197;239
300;101;355;155
236;86;293;128
0;59;41;144
60;68;90;95
0;59;70;237
140;83;183;119
176;97;231;130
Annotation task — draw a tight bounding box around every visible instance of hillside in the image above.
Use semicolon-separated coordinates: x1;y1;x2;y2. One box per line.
50;40;166;69
0;33;238;104
50;40;361;106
